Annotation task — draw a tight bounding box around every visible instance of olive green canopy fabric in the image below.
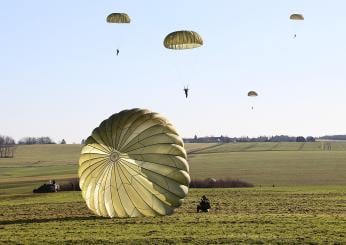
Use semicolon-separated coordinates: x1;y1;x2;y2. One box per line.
106;13;131;23
208;178;217;183
79;108;190;218
248;91;258;97
164;30;203;49
290;14;304;20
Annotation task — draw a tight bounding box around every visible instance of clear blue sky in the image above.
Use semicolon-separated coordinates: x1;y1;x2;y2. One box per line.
1;1;346;143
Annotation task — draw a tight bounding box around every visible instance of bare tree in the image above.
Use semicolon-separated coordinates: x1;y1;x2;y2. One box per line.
0;135;16;158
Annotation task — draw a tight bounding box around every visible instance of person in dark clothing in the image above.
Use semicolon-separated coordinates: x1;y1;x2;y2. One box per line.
183;86;189;98
33;180;59;193
116;49;120;56
197;195;211;213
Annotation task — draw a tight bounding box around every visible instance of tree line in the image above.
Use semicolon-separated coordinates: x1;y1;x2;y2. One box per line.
18;137;56;144
318;135;346;141
184;135;317;143
0;135;16;158
0;136;70;145
0;135;70;158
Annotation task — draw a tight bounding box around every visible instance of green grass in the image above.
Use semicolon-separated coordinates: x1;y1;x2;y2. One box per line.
1;144;346;243
0;145;81;192
189;151;346;185
2;143;346;194
1;187;345;244
192;142;331;153
185;143;219;153
0;145;80;178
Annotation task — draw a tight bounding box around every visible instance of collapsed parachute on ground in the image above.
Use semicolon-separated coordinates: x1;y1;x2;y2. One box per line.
248;91;258;97
290;14;304;20
164;30;203;49
79;108;190;218
107;13;131;23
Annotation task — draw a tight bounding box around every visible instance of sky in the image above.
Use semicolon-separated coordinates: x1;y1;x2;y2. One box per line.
1;1;346;143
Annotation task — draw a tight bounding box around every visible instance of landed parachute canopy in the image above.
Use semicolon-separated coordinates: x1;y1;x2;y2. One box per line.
164;30;203;49
79;108;190;218
248;91;258;97
290;14;304;20
107;13;131;23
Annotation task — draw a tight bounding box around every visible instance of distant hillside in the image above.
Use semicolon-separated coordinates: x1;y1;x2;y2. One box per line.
2;142;346;194
318;135;346;141
185;134;346;143
184;135;315;143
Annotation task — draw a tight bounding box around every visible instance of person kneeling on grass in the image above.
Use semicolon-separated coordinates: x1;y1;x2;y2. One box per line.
197;195;211;213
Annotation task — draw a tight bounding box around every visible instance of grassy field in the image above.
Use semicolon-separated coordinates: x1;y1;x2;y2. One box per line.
190;142;346;153
1;187;345;244
1;143;346;243
0;145;81;194
189;151;346;185
1;142;346;194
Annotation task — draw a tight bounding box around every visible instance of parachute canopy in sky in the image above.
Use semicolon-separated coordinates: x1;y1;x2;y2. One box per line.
248;91;258;97
79;108;190;218
164;30;203;50
107;13;131;23
290;14;304;20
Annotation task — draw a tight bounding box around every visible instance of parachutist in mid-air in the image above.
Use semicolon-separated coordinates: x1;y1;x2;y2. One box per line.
183;86;189;98
116;49;119;56
290;14;304;40
248;91;258;110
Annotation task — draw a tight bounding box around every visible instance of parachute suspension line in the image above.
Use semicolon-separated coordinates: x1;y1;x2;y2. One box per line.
163;30;203;98
248;91;258;110
290;13;304;38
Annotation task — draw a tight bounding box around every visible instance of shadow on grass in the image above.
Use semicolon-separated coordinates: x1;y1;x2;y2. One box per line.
0;215;104;225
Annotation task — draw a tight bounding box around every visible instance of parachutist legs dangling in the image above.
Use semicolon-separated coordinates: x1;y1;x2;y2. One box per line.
163;31;202;100
184;86;189;98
